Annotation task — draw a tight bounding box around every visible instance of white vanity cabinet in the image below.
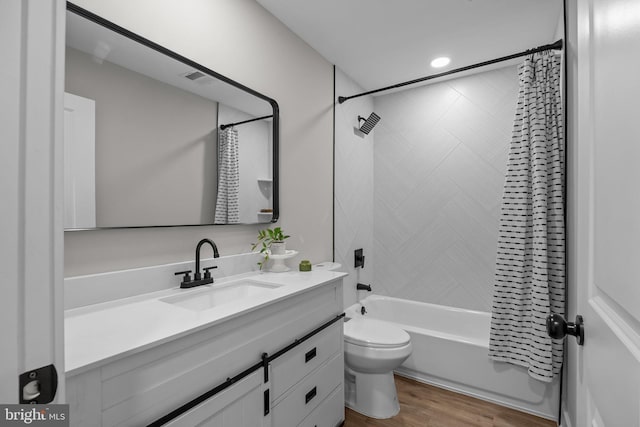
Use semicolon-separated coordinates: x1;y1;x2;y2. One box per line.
164;370;265;426
270;321;344;427
66;277;344;427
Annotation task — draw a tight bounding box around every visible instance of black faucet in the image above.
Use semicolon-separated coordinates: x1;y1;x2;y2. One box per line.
175;238;219;288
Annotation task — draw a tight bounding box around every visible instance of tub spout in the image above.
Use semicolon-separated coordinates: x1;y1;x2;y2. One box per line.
357;283;372;292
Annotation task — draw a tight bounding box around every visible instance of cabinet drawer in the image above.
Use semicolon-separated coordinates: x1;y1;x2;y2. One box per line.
272;353;343;427
298;385;344;427
271;320;342;400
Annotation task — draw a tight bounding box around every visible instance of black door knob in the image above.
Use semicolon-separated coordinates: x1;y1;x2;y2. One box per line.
546;313;584;345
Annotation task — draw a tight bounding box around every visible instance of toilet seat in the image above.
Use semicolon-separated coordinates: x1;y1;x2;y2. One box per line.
344;317;410;348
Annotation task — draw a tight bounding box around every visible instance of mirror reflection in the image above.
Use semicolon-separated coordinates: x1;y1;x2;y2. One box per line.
64;5;278;229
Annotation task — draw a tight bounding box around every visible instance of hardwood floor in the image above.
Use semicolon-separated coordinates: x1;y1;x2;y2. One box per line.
343;375;557;427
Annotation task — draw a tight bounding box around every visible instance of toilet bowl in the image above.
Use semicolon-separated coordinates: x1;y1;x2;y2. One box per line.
343;312;412;419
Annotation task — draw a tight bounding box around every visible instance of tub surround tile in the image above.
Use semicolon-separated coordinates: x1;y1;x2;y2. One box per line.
335;65;518;312
334;68;374;309
372;65;518;312
394;127;461;180
437;144;504;212
374;82;459;134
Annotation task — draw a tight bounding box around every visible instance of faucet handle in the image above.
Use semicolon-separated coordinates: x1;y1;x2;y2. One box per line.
203;266;218;280
175;270;192;285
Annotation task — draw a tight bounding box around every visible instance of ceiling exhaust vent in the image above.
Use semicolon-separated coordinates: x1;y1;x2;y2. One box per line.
183;71;206;81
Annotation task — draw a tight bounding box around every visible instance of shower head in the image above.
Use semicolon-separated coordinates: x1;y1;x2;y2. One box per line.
358;112;381;135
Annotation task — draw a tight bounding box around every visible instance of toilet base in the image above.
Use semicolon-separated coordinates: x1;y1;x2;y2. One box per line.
344;367;400;419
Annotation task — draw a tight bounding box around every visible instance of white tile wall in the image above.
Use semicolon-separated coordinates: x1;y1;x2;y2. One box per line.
372;65;519;312
334;68;375;309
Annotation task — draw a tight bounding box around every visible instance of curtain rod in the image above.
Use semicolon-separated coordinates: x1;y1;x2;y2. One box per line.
338;39;563;104
220;115;273;130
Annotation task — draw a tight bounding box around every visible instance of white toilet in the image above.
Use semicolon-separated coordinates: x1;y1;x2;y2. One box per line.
343;306;412;419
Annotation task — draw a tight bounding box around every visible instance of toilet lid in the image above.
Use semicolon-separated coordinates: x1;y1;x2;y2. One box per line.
344;317;411;348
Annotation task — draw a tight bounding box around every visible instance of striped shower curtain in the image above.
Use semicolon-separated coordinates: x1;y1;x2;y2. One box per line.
488;51;565;383
214;127;240;224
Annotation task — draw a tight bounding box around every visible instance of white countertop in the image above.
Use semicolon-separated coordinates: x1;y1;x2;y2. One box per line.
65;269;346;376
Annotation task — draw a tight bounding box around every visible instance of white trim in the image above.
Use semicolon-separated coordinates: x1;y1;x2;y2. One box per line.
0;0;24;404
0;0;65;403
560;404;574;427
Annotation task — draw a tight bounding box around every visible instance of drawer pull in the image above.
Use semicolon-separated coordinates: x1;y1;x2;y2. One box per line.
305;347;317;363
305;386;317;404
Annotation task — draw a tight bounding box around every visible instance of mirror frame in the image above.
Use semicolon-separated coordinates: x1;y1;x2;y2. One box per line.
66;2;279;228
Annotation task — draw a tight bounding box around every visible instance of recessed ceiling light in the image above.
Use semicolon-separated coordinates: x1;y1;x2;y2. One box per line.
430;57;451;68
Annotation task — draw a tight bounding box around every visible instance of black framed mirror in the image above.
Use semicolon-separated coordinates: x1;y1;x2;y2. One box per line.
64;2;279;230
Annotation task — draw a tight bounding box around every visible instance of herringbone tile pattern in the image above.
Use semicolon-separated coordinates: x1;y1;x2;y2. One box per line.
372;66;519;311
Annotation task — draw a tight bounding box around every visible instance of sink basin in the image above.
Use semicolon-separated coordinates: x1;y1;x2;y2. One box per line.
160;279;283;312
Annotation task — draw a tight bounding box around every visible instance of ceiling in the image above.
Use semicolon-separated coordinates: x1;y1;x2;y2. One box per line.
256;0;563;93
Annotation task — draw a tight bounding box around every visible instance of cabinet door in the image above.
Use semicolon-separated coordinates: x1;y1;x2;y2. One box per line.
164;370;266;427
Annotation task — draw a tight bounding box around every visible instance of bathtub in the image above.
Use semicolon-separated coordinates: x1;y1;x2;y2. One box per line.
346;295;559;420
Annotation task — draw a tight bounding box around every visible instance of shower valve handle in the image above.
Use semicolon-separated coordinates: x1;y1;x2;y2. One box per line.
546;313;584;346
354;248;365;268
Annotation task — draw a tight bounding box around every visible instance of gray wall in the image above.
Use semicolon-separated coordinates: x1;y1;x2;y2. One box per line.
372;66;519;312
65;0;334;276
66;48;218;227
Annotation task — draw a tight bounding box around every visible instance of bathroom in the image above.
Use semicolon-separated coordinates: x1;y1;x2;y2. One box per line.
3;0;640;426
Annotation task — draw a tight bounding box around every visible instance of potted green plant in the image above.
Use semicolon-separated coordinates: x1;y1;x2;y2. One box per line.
251;226;290;269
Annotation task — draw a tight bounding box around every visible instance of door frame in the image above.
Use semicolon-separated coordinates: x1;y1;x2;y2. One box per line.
562;0;583;424
563;0;640;426
0;0;66;403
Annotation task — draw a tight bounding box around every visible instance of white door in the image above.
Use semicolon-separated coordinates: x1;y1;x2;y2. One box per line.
0;0;65;404
569;0;640;425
